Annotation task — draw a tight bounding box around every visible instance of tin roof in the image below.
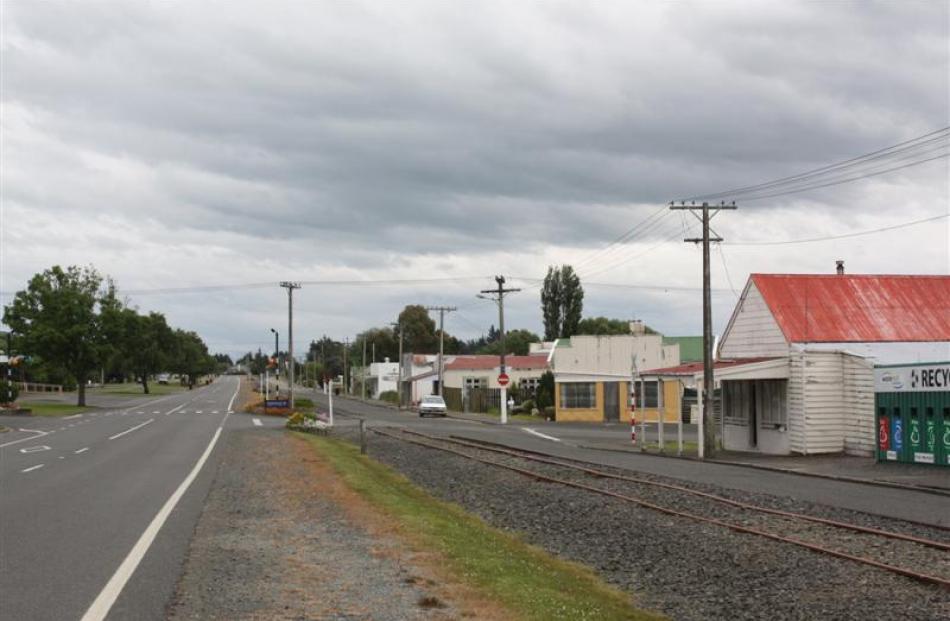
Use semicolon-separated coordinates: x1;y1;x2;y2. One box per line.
751;274;950;343
444;355;549;371
641;357;777;376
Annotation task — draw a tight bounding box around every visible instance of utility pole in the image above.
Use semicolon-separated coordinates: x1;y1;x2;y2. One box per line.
270;328;279;397
479;276;521;424
343;337;350;395
425;306;457;396
391;322;404;409
361;338;367;400
669;201;737;458
280;282;302;408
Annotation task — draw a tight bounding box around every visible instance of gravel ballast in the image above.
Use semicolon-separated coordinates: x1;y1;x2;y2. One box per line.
343;427;949;621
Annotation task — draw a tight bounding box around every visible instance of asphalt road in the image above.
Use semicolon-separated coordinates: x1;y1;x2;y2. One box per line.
0;377;283;621
315;392;949;528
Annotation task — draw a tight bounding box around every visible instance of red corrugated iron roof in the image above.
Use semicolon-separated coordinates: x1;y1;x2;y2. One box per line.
641;358;777;376
444;355;549;371
751;274;950;343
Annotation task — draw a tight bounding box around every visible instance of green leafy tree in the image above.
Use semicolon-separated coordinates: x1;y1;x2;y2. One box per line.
172;329;215;388
123;310;176;394
541;265;584;339
536;370;555;411
397;304;438;353
3;266;106;406
478;329;540;356
575;317;630;335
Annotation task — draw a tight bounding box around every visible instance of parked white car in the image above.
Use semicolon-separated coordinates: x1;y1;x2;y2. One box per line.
418;395;447;417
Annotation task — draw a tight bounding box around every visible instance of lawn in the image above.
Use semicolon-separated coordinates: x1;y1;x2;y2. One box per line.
24;403;95;417
300;433;663;621
90;382;188;396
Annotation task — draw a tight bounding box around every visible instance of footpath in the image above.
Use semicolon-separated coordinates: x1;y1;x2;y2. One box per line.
167;427;508;620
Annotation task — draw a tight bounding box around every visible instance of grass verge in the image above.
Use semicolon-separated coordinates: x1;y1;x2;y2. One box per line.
299;433;663;621
90;382;188;396
25;403;94;417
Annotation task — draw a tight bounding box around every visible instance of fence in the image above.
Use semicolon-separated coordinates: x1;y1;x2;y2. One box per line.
18;382;64;394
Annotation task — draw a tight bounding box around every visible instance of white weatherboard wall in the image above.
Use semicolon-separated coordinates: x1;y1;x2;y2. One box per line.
719;281;789;359
787;350;874;455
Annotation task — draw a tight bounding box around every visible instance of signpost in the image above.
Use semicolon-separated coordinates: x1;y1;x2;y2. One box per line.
498;372;510;424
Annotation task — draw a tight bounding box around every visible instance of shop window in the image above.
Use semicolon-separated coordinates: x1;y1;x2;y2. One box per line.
559;383;596;409
641;381;659;408
756;380;787;426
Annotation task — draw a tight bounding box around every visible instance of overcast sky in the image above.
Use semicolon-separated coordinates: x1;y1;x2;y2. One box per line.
2;1;948;359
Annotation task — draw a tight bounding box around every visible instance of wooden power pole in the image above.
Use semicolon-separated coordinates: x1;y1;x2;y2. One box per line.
669;201;736;458
425;306;457;396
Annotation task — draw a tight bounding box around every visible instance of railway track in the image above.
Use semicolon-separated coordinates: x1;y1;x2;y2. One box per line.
373;427;950;591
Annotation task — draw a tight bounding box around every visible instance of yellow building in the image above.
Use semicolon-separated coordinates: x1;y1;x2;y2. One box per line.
549;330;688;423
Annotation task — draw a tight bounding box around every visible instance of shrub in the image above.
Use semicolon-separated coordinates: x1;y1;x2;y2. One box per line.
520;399;535;413
0;381;19;404
295;397;314;409
543;405;555;420
379;390;399;404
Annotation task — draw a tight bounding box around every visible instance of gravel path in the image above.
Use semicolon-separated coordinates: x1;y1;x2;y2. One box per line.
345;427;950;621
168;429;490;620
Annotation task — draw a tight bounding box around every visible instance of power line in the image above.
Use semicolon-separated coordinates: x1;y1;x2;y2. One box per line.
727;213;949;246
679;126;949;202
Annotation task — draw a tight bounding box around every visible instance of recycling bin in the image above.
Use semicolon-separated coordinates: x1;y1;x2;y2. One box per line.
874;362;949;468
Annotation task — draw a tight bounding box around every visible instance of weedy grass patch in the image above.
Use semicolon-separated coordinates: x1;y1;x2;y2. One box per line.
299;433;664;621
25;403;94;417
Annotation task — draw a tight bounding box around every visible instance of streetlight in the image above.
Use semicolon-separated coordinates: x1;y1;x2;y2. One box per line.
271;328;279;397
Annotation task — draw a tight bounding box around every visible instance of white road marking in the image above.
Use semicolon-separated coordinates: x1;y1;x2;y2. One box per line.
108;419;154;441
136;411;144;414
64;414;83;420
0;428;49;449
522;428;562;442
152;411;160;414
227;379;240;413
21;464;44;473
252;418;262;427
19;445;51;454
75;447;89;454
81;425;225;621
195;411;203;414
165;404;185;416
59;456;65;460
211;410;219;414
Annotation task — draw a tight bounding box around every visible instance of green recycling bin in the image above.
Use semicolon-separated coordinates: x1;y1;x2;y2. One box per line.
874;362;950;468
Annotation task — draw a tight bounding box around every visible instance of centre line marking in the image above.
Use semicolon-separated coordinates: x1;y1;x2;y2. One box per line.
195;411;203;414
252;418;262;427
109;419;154;440
75;447;89;454
522;427;562;442
64;414;83;420
81;425;225;621
19;445;51;454
21;464;44;473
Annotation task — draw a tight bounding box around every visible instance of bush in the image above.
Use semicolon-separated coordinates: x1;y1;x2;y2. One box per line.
286;410;317;429
543;405;555;420
379;390;399;404
0;381;19;404
295;397;314;409
520;399;535;413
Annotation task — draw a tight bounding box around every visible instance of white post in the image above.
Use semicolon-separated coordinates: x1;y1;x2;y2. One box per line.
264;370;269;400
328;379;334;427
657;379;665;453
697;389;705;459
500;386;508;424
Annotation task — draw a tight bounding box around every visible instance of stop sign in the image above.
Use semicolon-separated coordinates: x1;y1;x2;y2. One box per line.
497;373;510;387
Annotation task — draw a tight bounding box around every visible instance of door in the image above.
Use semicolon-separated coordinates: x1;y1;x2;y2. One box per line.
603;382;619;422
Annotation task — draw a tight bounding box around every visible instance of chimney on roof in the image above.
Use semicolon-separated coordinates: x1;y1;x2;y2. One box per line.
629;320;646;336
836;260;845;275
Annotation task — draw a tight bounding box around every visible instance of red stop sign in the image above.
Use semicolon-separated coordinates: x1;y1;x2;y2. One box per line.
497;373;510;387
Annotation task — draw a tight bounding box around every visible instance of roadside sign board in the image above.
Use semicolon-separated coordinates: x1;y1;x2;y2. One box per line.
497;373;510;387
265;399;289;409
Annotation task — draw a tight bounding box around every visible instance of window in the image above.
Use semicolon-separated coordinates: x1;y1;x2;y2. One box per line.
464;377;487;389
640;381;659;408
756;380;787;427
520;377;540;394
723;381;751;426
559;383;596;409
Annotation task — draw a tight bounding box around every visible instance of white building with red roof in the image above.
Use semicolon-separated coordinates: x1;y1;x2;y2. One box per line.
693;267;950;455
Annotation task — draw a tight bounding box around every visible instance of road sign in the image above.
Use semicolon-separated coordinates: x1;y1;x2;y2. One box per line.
497;373;509;387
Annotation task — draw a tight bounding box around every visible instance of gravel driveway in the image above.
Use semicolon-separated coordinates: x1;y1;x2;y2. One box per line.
168;429;505;620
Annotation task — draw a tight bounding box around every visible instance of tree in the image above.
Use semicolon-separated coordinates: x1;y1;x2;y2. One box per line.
575;317;630;336
172;330;215;388
122;310;175;394
478;329;540;356
3;266;106;406
397;304;438;353
536;370;555;412
540;265;584;339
